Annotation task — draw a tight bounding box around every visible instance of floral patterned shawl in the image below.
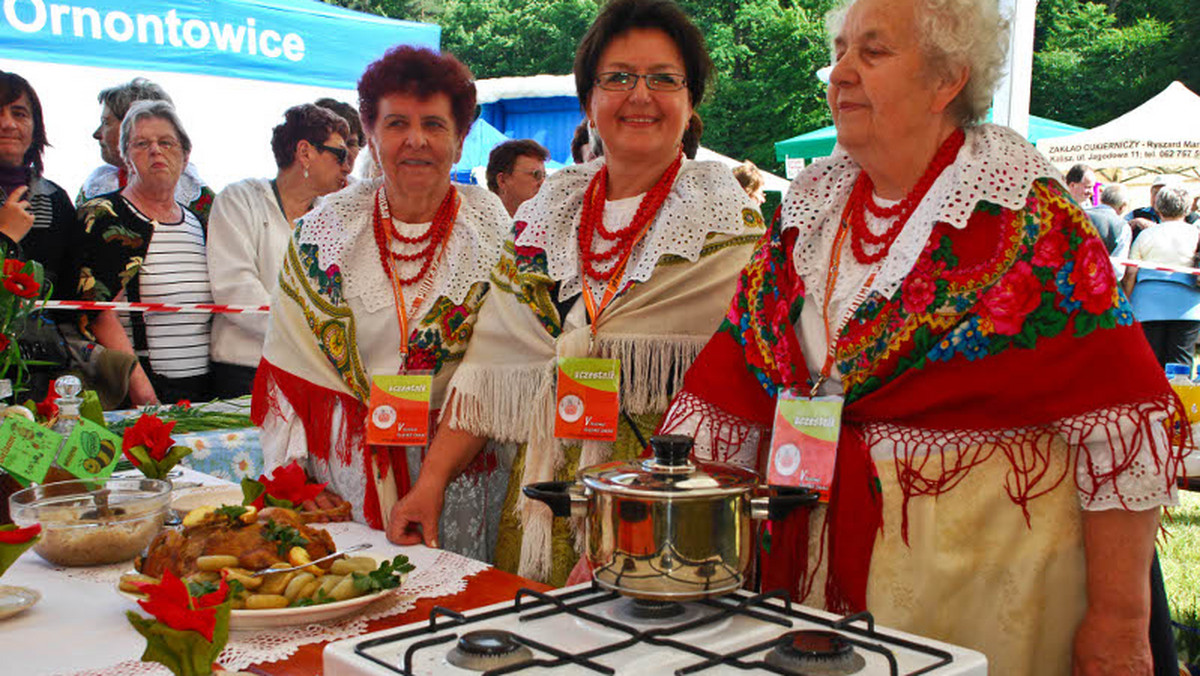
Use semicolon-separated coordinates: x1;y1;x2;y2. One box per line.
664;176;1184;613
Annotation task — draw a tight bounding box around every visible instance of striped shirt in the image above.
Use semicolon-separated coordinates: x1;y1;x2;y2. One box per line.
119;203;212;379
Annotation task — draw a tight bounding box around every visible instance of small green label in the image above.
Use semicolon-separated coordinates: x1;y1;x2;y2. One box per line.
776;396;842;442
373;374;433;403
0;416;64;485
558;357;620;393
56;418;123;481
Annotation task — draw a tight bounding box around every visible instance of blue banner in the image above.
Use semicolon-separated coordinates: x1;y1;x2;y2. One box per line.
0;0;440;89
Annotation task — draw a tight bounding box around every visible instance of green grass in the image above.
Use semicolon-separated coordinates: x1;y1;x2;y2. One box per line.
1163;489;1200;663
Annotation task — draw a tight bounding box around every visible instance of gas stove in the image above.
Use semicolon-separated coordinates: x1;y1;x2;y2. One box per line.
324;583;987;675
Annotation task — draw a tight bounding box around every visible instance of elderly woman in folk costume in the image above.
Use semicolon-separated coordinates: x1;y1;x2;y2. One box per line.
251;46;509;544
387;0;764;585
655;0;1185;672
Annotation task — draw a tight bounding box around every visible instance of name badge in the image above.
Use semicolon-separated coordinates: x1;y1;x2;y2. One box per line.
366;373;433;446
768;391;844;502
554;357;620;442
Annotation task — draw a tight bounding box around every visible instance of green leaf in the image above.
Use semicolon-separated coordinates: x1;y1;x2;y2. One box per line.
0;526;39;576
241;477;265;506
126;605;230;676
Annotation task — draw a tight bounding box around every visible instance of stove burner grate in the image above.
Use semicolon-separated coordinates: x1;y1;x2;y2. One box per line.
627;598;685;620
445;630;534;672
764;630;868;675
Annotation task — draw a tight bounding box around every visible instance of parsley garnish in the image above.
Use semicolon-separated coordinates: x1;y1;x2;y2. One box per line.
289;588;335;608
261;519;308;557
186;579;220;597
352;555;415;594
214;505;249;526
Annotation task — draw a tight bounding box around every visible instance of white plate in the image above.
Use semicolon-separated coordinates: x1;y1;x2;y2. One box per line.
0;585;40;620
118;564;406;630
171;485;245;513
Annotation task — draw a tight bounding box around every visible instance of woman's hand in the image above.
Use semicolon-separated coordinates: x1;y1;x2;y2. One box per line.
1072;609;1152;675
386;474;446;547
0;186;34;243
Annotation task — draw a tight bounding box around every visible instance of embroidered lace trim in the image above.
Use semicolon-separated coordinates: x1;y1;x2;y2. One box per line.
515;159;759;301
782;123;1062;307
296;179;506;314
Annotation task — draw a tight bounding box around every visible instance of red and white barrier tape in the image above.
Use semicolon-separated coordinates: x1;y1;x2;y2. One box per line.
1112;258;1200;277
37;300;270;314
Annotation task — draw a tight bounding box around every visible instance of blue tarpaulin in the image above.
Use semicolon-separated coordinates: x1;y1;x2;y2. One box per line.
0;0;439;89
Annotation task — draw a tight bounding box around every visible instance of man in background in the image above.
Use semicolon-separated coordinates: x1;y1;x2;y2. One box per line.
1065;162;1097;207
486;139;548;217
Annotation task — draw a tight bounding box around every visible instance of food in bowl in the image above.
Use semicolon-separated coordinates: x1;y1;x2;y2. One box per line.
129;503;411;610
9;478;171;566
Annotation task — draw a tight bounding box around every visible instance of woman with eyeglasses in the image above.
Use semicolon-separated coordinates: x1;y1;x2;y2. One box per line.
387;0;764;584
75;100;212;405
205;103;353;399
251;46;511;533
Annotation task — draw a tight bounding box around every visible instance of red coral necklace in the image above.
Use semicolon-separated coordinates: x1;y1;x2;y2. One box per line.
578;153;683;282
372;186;459;286
848;128;965;264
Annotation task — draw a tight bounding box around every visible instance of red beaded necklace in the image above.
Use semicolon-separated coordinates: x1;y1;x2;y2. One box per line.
578;153;684;282
372;186;459;286
848;128;965;264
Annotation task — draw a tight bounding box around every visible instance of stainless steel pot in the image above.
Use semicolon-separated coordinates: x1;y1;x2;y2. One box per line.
524;434;816;600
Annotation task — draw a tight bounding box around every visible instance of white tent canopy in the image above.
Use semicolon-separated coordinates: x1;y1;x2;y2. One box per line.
1036;81;1200;170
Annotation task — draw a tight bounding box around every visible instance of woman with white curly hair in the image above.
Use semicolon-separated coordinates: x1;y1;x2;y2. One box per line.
655;0;1183;671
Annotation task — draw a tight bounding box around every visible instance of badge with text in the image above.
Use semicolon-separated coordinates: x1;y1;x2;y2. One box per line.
366;373;434;446
56;418;124;481
0;416;65;486
554;357;620;442
767;392;844;501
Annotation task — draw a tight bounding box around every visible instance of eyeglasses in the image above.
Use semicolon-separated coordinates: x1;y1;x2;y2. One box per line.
513;169;546;181
595;71;687;92
130;137;180;153
316;143;349;165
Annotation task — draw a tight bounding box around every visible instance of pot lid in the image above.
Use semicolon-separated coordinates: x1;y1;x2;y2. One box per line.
578;435;760;497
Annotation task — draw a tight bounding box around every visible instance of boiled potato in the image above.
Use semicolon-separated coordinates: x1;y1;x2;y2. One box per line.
119;573;159;594
221;567;263;591
330;557;377;576
196;555;239;572
244;594;289;610
182;506;217;528
328;575;363;602
259;569;296;596
283;572;315;602
316;573;345;598
287;546;323;576
297;578;322;602
186;570;220;584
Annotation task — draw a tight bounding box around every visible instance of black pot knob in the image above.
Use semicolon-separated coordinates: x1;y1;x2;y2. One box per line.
650;434;693;466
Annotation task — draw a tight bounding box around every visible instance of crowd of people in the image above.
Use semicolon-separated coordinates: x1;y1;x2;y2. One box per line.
0;0;1192;672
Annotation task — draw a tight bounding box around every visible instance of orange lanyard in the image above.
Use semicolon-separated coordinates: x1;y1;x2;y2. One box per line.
580;219;655;352
814;200;876;397
378;188;459;371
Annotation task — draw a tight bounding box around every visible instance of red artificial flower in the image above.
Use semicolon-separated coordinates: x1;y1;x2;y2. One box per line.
980;261;1043;336
0;334;9;352
253;461;326;508
0;523;41;544
3;272;39;298
122;414;178;462
134;570;223;642
36;381;59;420
1069;236;1119;315
2;258;23;276
176;400;192;409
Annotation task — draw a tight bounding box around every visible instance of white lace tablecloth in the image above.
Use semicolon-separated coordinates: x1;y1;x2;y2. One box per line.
0;474;490;676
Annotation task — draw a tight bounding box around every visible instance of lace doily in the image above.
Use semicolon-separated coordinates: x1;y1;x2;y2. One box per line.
79;161;207;205
782;123;1062;307
515;158;759;301
296;178;506;315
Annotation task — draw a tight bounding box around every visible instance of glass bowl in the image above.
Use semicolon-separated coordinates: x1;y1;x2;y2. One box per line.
8;478;171;566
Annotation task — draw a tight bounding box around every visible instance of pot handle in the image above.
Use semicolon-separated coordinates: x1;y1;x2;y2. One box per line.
750;486;820;521
522;481;586;518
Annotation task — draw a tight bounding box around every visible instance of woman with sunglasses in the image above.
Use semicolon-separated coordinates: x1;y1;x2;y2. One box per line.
387;0;764;584
252;46;511;533
206;103;353;398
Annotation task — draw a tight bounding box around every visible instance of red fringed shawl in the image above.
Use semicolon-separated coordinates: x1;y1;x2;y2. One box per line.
665;179;1185;613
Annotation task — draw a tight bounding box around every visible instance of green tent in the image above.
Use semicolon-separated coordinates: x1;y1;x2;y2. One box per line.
775;114;1085;162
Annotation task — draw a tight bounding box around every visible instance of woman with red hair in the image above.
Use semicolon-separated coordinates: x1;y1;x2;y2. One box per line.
252;46;510;556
